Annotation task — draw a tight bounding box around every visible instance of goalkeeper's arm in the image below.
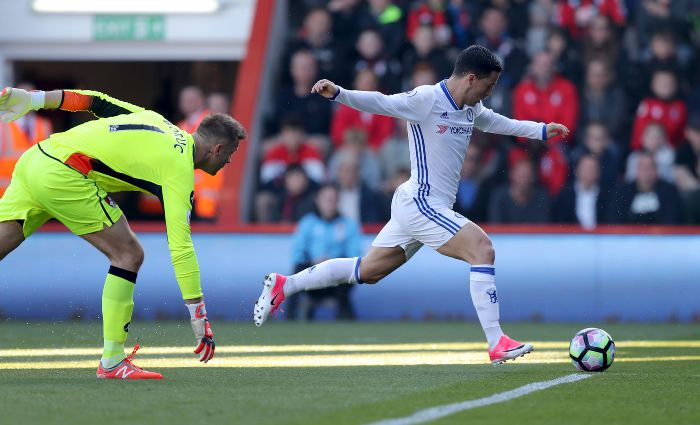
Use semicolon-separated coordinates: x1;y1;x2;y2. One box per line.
0;87;144;122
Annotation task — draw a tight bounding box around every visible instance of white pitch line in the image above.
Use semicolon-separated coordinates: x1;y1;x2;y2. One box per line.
364;373;592;425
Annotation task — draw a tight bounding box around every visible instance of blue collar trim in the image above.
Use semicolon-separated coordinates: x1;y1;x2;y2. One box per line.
440;80;460;111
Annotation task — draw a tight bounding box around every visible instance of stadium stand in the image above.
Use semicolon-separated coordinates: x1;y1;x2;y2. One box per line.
252;0;700;227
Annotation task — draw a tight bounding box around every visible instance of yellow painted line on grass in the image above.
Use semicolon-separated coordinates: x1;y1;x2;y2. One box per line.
1;340;698;358
1;351;699;370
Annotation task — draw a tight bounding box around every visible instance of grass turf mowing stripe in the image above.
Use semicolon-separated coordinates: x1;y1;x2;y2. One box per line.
363;373;592;425
2;352;700;369
1;340;698;357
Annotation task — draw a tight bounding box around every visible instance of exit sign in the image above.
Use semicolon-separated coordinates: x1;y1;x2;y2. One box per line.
94;15;165;41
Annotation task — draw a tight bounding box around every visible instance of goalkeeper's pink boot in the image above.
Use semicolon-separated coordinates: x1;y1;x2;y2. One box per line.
96;344;163;380
253;273;287;327
488;335;534;366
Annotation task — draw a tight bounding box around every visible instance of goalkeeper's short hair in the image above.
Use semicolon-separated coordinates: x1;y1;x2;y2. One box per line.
197;113;247;148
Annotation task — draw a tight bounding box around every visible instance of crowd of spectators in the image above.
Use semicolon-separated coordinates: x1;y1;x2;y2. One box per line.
255;0;700;228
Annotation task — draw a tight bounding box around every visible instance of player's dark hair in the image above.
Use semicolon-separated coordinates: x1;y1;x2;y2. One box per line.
197;113;247;148
452;45;503;78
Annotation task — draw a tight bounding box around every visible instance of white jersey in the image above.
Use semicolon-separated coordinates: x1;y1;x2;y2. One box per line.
333;80;546;208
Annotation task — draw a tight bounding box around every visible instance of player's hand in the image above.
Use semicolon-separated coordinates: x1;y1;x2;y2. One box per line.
311;79;339;99
189;302;215;363
0;87;32;123
545;123;569;142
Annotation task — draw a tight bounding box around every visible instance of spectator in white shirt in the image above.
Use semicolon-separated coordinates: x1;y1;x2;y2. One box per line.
553;154;611;229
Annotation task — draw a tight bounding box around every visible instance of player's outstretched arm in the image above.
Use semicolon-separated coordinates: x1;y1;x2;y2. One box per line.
311;79;434;122
0;86;144;122
59;89;144;118
475;106;570;142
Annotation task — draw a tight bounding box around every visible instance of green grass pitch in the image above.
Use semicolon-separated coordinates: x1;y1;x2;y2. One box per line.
1;321;699;425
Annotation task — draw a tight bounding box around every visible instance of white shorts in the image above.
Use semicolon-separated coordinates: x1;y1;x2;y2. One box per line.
372;185;470;259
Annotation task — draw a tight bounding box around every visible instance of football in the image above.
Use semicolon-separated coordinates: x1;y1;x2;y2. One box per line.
569;328;615;372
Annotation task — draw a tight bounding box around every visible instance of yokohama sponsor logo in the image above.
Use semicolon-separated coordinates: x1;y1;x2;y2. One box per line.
436;124;472;135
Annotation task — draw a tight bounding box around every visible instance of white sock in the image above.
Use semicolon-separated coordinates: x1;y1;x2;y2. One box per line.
283;257;360;297
470;265;504;349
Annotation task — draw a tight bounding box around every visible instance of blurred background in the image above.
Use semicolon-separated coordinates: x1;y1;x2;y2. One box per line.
1;0;699;323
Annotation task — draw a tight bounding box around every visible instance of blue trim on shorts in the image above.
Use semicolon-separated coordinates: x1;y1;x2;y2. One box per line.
415;196;461;234
413;198;458;235
416;196;461;232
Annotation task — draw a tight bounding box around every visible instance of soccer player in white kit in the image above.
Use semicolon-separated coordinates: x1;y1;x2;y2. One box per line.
254;45;569;365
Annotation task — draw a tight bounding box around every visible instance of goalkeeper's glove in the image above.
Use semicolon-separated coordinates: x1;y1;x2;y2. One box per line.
187;301;215;363
0;87;45;122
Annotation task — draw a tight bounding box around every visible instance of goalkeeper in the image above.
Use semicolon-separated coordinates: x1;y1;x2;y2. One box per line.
0;87;246;379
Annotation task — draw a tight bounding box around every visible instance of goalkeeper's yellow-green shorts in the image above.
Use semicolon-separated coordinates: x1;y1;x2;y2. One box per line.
0;144;123;237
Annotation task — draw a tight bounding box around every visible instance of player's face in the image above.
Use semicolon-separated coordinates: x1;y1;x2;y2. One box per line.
207;143;238;175
471;71;500;101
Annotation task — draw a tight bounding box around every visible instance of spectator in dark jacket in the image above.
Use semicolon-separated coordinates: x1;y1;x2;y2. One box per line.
278;165;318;223
286;8;351;86
578;59;627;143
357;0;405;57
674;114;700;190
607;152;683;224
255;164;317;223
333;151;388;223
354;28;402;92
455;143;496;223
570;122;623;190
488;157;551;223
475;7;528;90
553;154;612;229
402;24;452;85
266;50;332;136
546;27;583;86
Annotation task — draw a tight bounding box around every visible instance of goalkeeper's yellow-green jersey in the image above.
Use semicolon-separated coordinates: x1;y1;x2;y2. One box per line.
41;90;202;299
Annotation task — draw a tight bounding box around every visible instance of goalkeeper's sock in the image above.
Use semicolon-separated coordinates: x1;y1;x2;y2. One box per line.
469;265;504;350
283;257;361;297
100;266;136;369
